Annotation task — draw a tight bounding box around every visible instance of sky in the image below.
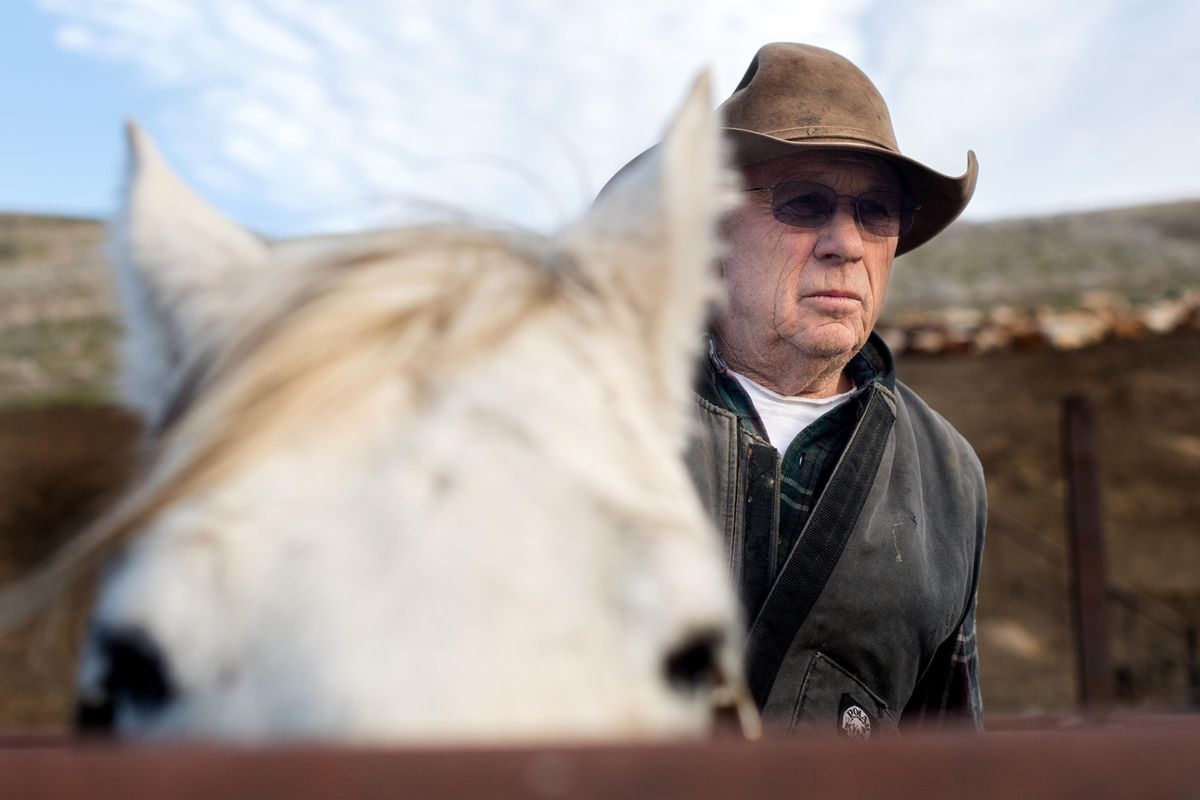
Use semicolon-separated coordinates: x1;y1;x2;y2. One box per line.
3;0;1199;237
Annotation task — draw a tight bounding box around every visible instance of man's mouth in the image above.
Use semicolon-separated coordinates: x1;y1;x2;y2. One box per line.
805;290;862;302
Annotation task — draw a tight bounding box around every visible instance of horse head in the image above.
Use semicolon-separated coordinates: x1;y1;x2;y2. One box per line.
5;75;752;743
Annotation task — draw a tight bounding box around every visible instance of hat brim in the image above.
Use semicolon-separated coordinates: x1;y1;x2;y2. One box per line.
599;133;977;257
724;129;978;256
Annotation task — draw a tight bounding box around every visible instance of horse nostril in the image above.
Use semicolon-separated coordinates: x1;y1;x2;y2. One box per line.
663;630;723;693
76;627;175;733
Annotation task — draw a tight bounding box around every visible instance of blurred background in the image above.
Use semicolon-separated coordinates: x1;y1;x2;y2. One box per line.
1;0;1198;729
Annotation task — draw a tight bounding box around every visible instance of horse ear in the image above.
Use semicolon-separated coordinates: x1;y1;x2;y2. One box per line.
565;72;739;435
111;122;270;425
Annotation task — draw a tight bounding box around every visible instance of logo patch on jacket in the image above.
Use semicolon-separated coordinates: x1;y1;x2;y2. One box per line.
839;693;872;739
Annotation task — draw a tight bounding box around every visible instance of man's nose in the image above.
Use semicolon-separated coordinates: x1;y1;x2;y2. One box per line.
813;201;866;263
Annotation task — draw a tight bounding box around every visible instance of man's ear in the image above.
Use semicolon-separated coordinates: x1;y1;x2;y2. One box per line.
560;72;740;441
110;122;270;426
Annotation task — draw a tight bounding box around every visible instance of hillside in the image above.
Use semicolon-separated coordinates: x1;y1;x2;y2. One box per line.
3;201;1199;405
0;215;112;407
886;199;1200;314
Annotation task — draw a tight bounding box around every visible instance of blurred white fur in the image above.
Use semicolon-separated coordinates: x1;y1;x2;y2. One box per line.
64;74;749;742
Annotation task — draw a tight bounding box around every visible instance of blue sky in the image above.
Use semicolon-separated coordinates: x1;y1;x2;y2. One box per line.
2;3;142;217
4;1;1200;236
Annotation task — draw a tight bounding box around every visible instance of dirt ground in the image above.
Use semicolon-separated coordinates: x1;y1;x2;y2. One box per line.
0;331;1197;730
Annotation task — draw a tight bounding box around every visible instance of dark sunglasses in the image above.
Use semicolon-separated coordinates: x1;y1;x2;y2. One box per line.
744;181;920;238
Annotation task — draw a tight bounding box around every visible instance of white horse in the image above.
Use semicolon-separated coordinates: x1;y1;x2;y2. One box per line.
0;76;753;743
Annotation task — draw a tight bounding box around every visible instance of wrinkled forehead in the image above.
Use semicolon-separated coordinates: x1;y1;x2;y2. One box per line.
741;150;902;193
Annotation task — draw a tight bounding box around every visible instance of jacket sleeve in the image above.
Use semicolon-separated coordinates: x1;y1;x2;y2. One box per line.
900;436;987;730
899;595;983;729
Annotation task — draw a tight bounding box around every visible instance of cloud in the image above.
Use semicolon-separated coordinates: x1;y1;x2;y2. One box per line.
38;0;872;233
860;0;1200;218
38;0;1200;234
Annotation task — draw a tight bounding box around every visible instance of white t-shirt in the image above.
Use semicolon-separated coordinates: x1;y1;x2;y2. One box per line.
729;369;856;454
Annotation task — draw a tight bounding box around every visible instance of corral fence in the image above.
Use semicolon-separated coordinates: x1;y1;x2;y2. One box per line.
3;721;1200;799
987;394;1200;710
1108;586;1200;706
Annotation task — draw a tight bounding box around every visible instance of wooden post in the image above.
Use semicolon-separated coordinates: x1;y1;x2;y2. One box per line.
1061;394;1112;710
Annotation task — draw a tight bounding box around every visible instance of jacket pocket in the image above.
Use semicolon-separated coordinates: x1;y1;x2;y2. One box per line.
790;652;896;738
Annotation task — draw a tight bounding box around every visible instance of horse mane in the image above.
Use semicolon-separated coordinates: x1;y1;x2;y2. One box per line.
0;224;569;630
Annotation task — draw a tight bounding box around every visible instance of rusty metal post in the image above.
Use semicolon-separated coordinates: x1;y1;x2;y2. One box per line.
1061;394;1112;710
1186;626;1200;709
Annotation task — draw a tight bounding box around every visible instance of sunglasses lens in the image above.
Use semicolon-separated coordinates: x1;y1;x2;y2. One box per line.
767;183;917;237
857;191;912;236
770;182;836;228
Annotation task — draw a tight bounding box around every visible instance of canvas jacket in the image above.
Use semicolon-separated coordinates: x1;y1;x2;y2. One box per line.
685;333;986;736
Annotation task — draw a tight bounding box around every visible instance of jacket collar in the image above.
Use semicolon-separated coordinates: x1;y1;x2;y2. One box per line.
696;331;897;409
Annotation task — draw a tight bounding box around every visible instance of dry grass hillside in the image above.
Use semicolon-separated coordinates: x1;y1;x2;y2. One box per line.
3;202;1199;407
0;215;113;407
886;199;1200;314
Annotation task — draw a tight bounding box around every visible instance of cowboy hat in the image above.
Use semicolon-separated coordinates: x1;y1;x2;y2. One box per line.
602;42;978;256
721;42;976;255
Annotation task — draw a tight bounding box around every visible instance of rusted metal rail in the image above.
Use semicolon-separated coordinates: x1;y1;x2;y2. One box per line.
3;722;1200;799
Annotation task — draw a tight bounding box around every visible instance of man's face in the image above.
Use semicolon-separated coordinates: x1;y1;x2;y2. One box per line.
715;151;900;381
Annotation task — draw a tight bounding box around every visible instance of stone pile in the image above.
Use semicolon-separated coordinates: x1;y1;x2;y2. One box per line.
878;291;1200;355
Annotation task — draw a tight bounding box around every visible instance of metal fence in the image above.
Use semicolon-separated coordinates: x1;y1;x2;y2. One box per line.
4;723;1200;799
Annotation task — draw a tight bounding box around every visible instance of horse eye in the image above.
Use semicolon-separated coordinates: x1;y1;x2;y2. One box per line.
662;630;724;693
76;628;176;733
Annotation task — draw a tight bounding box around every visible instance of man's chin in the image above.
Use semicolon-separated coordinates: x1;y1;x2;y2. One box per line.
790;328;864;363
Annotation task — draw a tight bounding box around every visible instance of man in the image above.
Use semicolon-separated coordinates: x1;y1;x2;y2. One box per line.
684;43;986;736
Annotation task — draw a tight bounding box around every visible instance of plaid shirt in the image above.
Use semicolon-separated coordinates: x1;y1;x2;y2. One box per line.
704;338;983;729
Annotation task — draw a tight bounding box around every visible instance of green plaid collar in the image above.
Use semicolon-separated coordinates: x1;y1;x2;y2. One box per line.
699;332;896;442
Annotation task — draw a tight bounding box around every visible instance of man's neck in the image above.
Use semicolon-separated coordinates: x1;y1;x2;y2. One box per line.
715;339;854;399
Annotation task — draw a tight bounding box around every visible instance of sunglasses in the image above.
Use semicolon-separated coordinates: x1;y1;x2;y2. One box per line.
744;181;920;238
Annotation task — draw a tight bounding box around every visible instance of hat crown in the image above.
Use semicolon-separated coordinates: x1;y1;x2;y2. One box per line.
718;43;899;153
598;42;977;256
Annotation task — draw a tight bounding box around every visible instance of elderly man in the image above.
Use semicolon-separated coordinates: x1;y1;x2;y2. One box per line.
678;43;986;737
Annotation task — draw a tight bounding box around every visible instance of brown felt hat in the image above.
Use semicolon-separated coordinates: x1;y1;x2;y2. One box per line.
720;42;977;255
601;43;978;256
